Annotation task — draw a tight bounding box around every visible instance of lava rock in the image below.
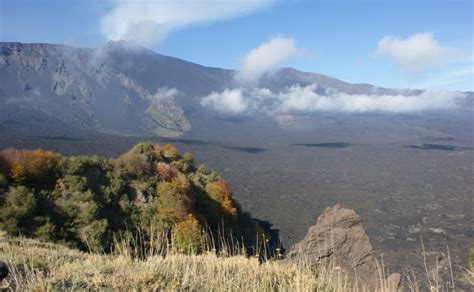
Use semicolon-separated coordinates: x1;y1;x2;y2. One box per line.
285;204;400;290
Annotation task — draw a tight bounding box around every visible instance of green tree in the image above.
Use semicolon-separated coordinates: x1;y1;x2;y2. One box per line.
0;186;37;235
156;175;193;225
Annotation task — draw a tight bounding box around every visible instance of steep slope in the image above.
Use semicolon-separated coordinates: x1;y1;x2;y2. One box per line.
0;41;234;137
1;42;147;134
99;40;234;98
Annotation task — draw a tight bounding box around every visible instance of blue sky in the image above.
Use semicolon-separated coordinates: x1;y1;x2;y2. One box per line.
1;0;473;91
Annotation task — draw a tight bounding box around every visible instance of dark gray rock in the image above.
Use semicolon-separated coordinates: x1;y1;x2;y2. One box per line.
285;204;400;290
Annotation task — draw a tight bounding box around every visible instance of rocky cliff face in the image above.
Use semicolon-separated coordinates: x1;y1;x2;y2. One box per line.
285;204;400;291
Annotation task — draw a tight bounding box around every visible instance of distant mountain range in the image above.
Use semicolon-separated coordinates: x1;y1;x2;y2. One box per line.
0;41;471;137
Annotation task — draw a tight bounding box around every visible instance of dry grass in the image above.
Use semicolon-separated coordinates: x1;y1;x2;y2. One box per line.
0;231;327;291
1;231;472;291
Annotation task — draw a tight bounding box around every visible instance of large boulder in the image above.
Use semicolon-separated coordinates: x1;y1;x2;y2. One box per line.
285;204;400;291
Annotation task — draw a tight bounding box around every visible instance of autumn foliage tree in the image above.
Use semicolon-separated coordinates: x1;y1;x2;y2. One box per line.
172;214;204;254
205;179;238;219
156;174;193;225
0;148;61;187
156;162;174;181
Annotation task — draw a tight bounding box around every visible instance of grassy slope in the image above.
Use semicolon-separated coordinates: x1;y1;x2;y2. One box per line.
1;233;473;291
0;232;330;291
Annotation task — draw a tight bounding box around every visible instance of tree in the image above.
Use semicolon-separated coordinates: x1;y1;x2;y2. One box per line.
172;214;204;254
10;162;26;184
1;149;61;188
205;179;237;219
161;144;180;161
0;186;37;235
114;151;152;179
156;176;193;225
156;162;174;181
182;152;195;165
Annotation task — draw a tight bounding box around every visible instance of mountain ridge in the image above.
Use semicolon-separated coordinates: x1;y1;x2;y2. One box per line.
0;41;469;138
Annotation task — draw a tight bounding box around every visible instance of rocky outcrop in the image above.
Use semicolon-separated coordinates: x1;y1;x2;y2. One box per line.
145;94;191;137
285;204;400;291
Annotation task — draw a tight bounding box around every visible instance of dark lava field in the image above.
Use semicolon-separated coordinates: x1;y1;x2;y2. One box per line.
1;111;472;278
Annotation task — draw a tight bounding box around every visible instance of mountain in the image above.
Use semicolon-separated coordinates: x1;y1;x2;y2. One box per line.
0;41;234;137
0;41;467;138
260;67;421;96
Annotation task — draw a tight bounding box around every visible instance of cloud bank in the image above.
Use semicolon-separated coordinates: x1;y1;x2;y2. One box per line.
101;0;272;46
154;87;179;100
374;33;450;73
200;88;248;114
236;37;297;83
200;84;465;115
276;84;461;113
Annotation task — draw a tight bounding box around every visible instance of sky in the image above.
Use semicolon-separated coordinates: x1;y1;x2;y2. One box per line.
0;0;473;91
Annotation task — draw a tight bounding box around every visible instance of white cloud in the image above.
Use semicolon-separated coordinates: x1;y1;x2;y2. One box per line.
374;33;450;73
236;37;297;83
101;0;272;46
200;83;466;115
154;87;179;100
276;84;463;113
200;88;248;114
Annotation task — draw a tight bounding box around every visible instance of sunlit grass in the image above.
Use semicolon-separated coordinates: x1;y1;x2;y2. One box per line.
0;230;471;291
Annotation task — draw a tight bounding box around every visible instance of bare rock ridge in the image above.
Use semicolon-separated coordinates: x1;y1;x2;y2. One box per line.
285;204;401;291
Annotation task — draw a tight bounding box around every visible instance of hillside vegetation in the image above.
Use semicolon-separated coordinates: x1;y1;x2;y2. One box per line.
0;142;271;254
